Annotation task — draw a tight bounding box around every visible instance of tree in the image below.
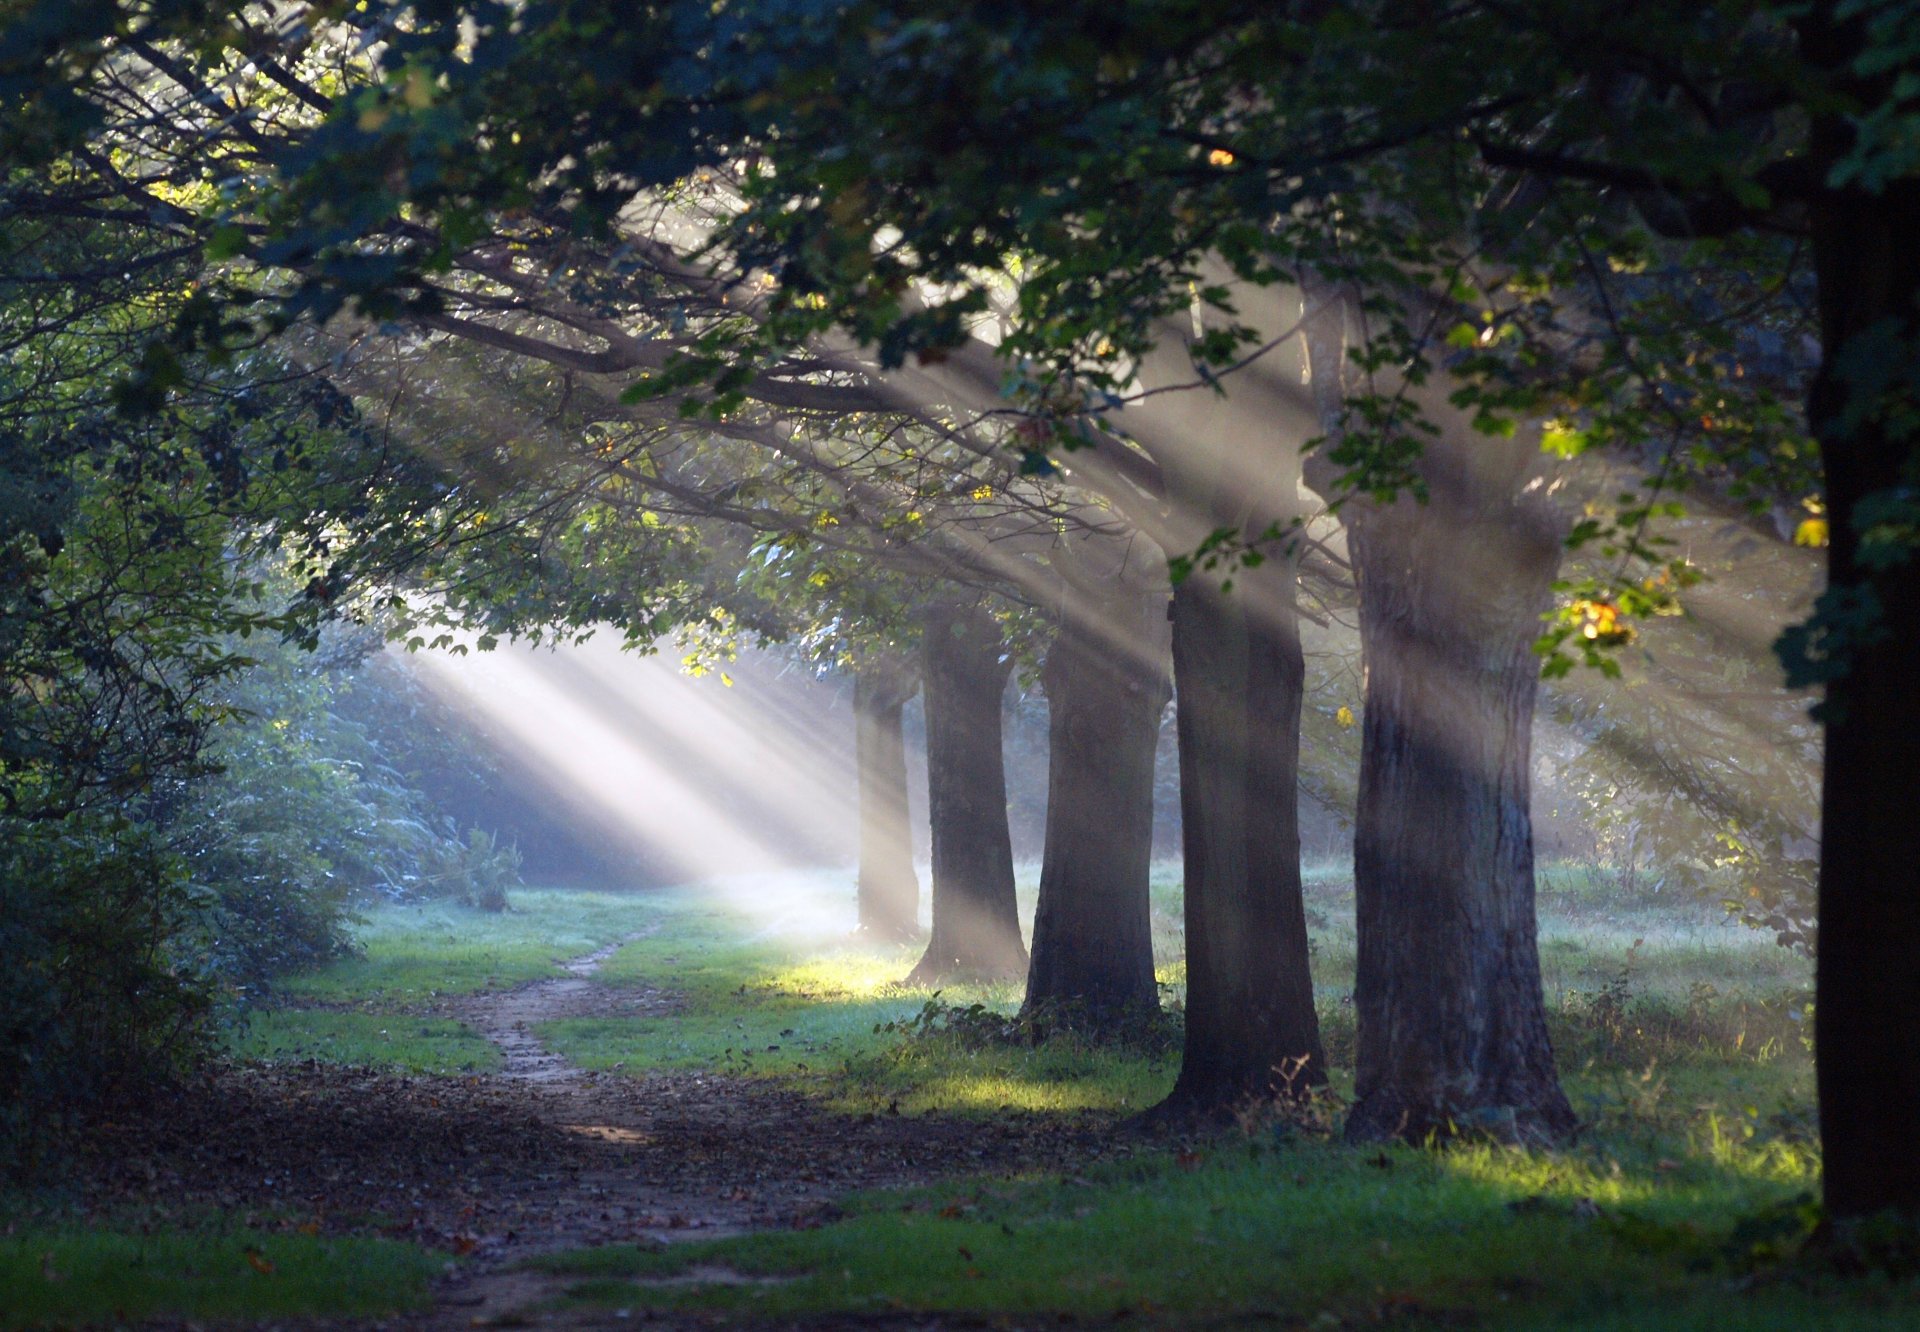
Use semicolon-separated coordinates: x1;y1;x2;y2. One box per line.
908;598;1025;982
579;0;1909;1187
304;323;1155;993
1303;301;1575;1140
0;198;500;1165
1023;542;1169;1022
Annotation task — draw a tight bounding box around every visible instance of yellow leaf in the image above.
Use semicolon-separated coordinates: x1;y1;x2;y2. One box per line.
1793;517;1829;548
1540;423;1587;458
1335;706;1355;729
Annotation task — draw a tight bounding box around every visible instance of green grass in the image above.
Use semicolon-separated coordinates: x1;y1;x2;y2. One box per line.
527;1131;1897;1330
0;1224;444;1329
238;867;1815;1124
203;862;1861;1328
273;889;650;1004
526;863;1815;1122
509;861;1848;1328
226;1009;502;1073
545;889;1157;1111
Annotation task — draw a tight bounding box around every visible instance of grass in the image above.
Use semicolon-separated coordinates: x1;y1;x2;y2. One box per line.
525;1137;1885;1330
0;1223;444;1329
224;1009;501;1074
513;860;1856;1329
272;889;648;1005
221;889;654;1072
247;869;1814;1121
542;885;1175;1113
195;862;1879;1329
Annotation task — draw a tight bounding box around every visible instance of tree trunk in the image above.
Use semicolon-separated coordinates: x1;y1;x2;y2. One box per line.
1023;588;1170;1024
907;602;1025;985
1154;563;1327;1118
1337;486;1576;1144
854;660;921;943
1299;282;1573;1144
1795;9;1920;1216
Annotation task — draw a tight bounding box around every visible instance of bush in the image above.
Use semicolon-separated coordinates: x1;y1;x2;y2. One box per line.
179;630;526;988
0;820;212;1177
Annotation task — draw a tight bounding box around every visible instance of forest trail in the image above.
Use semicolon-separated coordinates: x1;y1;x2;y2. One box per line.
448;928;666;1086
74;932;1107;1330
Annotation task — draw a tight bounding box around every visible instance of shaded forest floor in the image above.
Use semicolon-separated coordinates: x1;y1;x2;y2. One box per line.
9;873;1916;1330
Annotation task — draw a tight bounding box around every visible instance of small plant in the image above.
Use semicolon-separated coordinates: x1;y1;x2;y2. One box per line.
1577;937;1644;1054
401;826;522;912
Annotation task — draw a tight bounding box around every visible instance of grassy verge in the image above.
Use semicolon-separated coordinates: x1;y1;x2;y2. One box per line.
224;1009;502;1073
0;1224;444;1329
542;863;1812;1120
526;1134;1869;1330
219;889;655;1071
273;889;650;1005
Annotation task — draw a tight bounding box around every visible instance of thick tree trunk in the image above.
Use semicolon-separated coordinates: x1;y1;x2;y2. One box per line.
1795;19;1920;1215
1338;489;1575;1144
1300;282;1572;1144
1022;588;1170;1024
853;660;921;943
907;602;1025;985
1153;563;1328;1118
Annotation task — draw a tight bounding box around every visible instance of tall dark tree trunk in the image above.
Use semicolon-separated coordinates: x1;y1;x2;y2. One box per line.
1301;284;1573;1144
854;659;920;943
1023;587;1170;1023
907;602;1025;985
1796;5;1920;1218
1338;489;1576;1143
1154;562;1327;1118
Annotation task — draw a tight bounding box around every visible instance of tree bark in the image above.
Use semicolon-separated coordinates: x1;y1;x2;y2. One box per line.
1022;587;1171;1024
853;659;921;943
1338;487;1577;1144
1797;5;1920;1217
1154;562;1328;1118
907;602;1026;984
1300;283;1573;1144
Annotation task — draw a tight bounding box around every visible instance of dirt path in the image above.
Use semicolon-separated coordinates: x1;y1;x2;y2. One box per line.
75;934;1112;1329
448;929;666;1085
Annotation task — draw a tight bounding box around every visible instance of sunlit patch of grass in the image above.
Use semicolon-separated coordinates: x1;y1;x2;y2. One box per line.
548;884;1170;1114
0;1225;443;1329
833;1040;1174;1116
225;1010;500;1074
277;890;650;1003
527;1133;1876;1331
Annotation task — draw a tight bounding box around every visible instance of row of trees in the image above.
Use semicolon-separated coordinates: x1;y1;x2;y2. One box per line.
3;1;1910;1223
